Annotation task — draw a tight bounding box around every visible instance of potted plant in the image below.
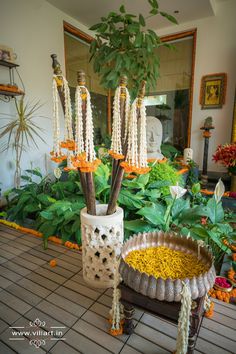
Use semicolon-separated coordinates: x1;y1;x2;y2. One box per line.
213;143;236;192
50;1;177;288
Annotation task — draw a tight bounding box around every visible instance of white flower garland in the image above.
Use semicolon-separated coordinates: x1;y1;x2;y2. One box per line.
52;77;60;155
75;86;84;156
62;76;73;142
52;75;73;156
74;85;96;162
176;282;192;354
110;86;131;156
110;258;123;331
126;98;138;166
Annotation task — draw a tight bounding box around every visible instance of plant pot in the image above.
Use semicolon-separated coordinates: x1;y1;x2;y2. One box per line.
80;204;124;288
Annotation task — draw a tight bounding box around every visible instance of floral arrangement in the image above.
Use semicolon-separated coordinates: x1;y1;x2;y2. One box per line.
213;143;236;174
50;57;150;216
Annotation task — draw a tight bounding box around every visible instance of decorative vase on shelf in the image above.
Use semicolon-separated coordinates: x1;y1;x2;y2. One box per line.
80;204;124;289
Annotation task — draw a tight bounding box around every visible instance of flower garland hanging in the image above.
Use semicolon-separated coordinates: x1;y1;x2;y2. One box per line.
50;75;74;163
72;85;101;173
109;83;130;160
121;97;150;175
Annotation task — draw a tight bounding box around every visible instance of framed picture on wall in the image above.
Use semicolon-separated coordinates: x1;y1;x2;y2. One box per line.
200;73;227;109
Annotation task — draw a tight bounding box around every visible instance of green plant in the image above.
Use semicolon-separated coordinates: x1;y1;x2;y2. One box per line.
36;199;85;249
0;97;46;188
161;143;180;160
149;162;182;195
185;159;199;188
89;1;177;99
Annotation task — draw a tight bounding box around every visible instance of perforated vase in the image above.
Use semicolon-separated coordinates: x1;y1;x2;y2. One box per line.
80;204;124;288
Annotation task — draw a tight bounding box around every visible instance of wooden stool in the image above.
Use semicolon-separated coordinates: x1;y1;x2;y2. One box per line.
119;283;205;354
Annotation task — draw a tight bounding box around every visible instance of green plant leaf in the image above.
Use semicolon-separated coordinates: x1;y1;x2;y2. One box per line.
118;190;143;209
39;222;57;238
160;11;178;24
137;203;165;225
172;198;190;220
206;198;224;224
40;210;54;220
190;226;209;239
124;219;156;233
120;5;125;13
25;169;42;178
89;23;104;31
139;14;146;26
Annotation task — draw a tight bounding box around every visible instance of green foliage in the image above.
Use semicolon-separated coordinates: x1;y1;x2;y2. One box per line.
6;168;85;246
149;162;182;195
161;143;180;160
89;1;177;99
36;199;85;247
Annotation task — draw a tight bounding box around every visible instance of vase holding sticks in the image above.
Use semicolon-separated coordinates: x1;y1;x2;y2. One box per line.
81;204;123;288
50;56;150;287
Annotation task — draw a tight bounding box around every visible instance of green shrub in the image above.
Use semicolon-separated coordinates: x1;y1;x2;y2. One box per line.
149;162;182;195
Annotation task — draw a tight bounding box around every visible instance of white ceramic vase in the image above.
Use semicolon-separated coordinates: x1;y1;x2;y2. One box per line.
80;204;124;288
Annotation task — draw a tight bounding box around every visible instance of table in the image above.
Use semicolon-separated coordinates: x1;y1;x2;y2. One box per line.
119;283;205;354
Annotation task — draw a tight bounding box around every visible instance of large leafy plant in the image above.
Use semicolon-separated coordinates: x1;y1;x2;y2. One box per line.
89;0;177;98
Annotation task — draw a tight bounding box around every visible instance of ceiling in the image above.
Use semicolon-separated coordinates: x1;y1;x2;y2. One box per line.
46;0;217;30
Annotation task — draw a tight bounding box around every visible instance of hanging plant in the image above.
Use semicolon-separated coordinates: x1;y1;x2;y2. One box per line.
89;0;177;99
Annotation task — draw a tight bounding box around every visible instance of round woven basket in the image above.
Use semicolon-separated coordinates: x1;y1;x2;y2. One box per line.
119;231;216;301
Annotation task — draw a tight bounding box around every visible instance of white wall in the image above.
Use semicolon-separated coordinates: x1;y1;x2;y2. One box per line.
0;0;235;191
0;0;92;191
158;0;236;172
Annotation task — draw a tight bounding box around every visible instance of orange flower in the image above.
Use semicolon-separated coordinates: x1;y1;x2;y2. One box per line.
108;150;124;160
49;259;57;267
109;327;123;336
232;253;236;261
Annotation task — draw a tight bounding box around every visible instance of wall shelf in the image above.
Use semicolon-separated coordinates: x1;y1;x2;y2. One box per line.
0;59;19;68
0;60;24;100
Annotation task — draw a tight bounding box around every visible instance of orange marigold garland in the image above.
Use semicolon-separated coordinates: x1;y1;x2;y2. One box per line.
228;268;236;283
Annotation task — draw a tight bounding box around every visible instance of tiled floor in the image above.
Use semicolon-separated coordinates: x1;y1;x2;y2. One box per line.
0;224;235;354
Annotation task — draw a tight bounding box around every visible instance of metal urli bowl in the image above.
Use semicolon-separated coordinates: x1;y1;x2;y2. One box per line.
119;231;216;301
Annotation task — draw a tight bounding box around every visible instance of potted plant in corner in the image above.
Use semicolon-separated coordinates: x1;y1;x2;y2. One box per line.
50;0;177;288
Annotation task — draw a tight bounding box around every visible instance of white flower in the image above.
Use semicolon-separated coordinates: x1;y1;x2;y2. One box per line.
214;178;225;203
169;183;187;199
54;167;62;180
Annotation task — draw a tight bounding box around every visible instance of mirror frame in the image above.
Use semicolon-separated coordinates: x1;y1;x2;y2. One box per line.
160;29;197;147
